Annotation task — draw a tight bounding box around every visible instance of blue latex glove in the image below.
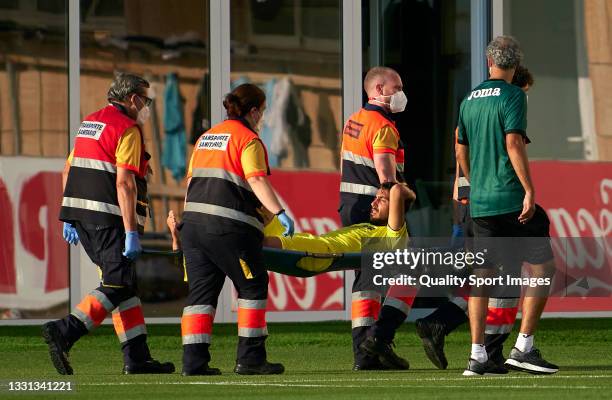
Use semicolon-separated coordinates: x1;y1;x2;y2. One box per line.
123;231;142;260
450;223;465;249
277;210;295;237
62;222;79;245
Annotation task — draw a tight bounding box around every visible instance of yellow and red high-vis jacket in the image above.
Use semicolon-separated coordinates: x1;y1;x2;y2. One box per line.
340;105;404;204
60;104;149;233
182;118;270;238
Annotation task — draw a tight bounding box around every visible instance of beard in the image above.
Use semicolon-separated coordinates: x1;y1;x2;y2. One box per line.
369;215;387;226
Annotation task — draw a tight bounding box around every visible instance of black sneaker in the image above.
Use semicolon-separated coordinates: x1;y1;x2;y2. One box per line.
42;322;73;375
234;361;285;375
504;347;559;375
359;336;409;370
488;351;506;368
123;359;176;374
415;318;448;370
462;358;509;376
352;358;390;371
182;364;222;376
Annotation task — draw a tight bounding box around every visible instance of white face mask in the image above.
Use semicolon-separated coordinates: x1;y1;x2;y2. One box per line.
374;90;408;113
137;104;150;125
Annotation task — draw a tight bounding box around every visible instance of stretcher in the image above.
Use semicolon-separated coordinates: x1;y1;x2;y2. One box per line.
142;248;362;278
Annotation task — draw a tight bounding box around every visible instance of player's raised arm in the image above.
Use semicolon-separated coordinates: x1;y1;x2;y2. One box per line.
388;183;416;231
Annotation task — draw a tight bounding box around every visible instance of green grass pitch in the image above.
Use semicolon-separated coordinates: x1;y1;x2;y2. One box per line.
0;318;611;399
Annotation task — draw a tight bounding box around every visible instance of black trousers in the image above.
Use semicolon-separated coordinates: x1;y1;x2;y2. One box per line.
180;222;269;371
56;222;150;366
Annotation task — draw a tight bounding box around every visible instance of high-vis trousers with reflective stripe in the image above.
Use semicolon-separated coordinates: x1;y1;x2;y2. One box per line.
368;285;418;344
340;200;382;365
180;223;269;372
55;223;151;366
351;291;381;364
484;297;519;361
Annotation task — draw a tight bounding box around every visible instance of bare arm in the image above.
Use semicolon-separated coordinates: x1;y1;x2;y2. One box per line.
455;143;470;182
166;210;181;251
373;153;397;183
247;175;284;215
388;183;416;231
116;167;138;232
506;133;535;223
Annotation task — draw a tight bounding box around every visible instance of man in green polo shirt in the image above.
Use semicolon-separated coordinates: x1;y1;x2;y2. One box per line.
456;36;558;376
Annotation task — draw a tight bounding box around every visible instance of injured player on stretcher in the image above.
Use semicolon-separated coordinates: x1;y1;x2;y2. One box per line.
167;182;415;274
166;182;418;371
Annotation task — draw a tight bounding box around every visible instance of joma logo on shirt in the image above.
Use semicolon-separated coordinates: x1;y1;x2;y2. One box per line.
197;133;231;151
467;88;501;100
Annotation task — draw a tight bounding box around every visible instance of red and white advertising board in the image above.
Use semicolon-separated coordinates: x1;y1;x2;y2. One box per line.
531;161;611;315
0;157;67;310
0;158;609;320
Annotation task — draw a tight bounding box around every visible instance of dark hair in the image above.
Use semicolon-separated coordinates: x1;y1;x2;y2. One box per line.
223;84;266;118
512;65;534;88
380;182;397;191
378;181;414;211
107;72;149;102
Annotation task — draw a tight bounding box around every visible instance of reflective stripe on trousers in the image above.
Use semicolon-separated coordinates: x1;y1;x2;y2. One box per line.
382;296;414;316
71;289;115;331
181;305;216;345
351;291;381;328
112;297;147;343
382;284;417;315
485;298;519;335
237;299;268;337
450;296;469;314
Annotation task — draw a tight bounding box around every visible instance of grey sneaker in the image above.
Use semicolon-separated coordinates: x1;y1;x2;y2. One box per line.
504;347;559;375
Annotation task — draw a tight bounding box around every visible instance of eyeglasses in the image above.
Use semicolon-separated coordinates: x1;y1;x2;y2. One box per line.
137;94;153;107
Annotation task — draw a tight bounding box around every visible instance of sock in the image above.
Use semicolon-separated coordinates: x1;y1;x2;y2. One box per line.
515;333;534;352
470;343;487;363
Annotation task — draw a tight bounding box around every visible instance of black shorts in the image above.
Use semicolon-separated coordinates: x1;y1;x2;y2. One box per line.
472;204;554;267
457;201;474;239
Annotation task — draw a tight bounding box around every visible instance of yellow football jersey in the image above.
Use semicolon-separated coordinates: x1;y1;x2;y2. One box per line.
264;217;408;272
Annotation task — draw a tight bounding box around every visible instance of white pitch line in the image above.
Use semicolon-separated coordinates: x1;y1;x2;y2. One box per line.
81;382;357;388
74;373;612;387
74;382;608;390
252;374;612;383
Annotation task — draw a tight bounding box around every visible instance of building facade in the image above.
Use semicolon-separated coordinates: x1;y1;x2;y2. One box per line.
0;0;609;322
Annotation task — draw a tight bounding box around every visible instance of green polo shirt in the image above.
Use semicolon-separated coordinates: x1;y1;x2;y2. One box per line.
457;79;528;218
